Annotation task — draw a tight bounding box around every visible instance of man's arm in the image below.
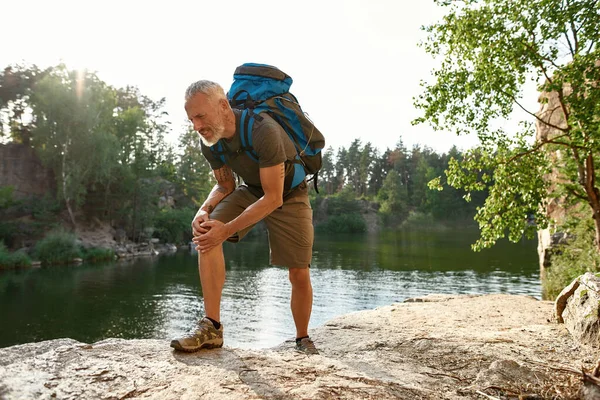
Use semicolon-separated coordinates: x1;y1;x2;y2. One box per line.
192;165;236;235
223;162;285;235
195;163;285;252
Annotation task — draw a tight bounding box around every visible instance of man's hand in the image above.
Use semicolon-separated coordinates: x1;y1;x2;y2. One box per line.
191;209;210;236
192;220;231;253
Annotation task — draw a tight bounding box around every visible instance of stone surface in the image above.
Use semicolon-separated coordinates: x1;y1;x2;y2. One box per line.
561;272;600;347
555;274;581;323
0;143;54;200
0;294;593;399
535;65;600;272
535;85;571;271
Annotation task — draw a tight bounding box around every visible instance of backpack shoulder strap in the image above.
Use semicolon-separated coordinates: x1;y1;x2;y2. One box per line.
209;141;227;164
209;109;260;164
239;109;259;162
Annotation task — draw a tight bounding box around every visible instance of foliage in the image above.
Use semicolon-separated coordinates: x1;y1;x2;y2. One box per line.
0;221;18;248
324;186;363;215
153;207;196;244
401;211;436;227
415;0;600;251
0;242;31;269
25;194;62;223
424;146;484;221
319;146;337;195
377;170;408;225
316;213;367;234
0;186;14;208
315;187;367;233
175;127;213;208
0;193;61;248
80;247;115;262
34;229;81;265
1;62;494;249
543;214;600;300
0;64;44;142
28;65;120;226
436;141;550;251
0;64;176;238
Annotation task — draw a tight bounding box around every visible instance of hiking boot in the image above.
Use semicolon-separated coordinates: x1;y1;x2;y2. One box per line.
295;337;319;355
170;318;223;352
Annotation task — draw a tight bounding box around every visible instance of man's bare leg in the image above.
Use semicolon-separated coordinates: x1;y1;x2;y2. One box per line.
289;267;313;338
170;244;225;352
199;245;226;322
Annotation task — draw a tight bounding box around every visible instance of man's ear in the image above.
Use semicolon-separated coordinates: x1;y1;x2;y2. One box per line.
219;98;229;110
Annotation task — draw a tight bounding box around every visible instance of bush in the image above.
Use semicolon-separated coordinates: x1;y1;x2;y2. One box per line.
153;207;196;244
7;249;32;268
80;247;114;262
543;217;600;300
316;212;367;234
401;211;435;227
0;186;15;209
0;242;32;269
0;221;18;248
325;187;363;216
34;230;82;265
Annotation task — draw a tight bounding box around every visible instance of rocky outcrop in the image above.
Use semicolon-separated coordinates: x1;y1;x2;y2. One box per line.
74;218;177;258
0;294;595;399
535;63;600;272
0;143;54;199
556;272;600;347
535;85;571;271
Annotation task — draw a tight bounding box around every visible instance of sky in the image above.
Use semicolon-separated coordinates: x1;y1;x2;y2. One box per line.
2;0;540;155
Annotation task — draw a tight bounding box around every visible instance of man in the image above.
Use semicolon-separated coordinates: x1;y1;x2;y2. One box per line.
170;80;318;354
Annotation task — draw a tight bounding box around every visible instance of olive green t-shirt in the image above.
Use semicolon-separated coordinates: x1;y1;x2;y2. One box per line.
200;109;299;195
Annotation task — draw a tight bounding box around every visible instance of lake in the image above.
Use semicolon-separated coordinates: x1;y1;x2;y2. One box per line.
0;227;540;350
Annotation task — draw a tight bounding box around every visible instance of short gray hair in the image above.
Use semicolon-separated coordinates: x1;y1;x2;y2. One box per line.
184;80;226;101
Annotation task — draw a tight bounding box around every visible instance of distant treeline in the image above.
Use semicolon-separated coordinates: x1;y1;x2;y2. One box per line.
0;64;486;248
316;139;486;227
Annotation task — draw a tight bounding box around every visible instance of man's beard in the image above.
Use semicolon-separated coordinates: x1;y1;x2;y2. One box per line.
199;120;226;147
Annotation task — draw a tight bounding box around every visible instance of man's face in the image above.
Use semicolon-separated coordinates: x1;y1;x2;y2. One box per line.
185;92;226;146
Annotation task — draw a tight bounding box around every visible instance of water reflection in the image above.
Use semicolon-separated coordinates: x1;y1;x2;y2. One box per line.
0;228;540;349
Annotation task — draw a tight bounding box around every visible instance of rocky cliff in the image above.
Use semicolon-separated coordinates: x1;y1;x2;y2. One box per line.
535;62;600;272
535;84;574;271
0;143;54;200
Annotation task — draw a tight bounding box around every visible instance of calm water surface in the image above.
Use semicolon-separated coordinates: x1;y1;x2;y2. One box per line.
0;228;540;349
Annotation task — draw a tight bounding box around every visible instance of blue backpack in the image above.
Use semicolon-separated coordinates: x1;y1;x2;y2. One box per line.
210;63;325;192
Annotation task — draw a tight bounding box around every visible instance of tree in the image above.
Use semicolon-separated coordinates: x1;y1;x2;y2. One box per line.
319;146;336;195
346;139;363;194
29;65;119;227
0;65;47;143
389;140;410;204
358;142;374;197
368;147;391;196
414;0;600;251
335;147;348;192
377;170;408;222
176;127;213;208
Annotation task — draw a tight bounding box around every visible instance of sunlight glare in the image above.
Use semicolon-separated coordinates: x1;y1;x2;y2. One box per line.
75;67;86;101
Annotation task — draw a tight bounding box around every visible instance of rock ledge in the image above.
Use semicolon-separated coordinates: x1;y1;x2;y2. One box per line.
0;294;593;399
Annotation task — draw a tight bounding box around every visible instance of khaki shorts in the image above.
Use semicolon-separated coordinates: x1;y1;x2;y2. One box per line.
209;185;314;268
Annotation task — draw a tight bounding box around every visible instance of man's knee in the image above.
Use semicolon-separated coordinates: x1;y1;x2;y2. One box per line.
198;245;224;266
288;267;311;286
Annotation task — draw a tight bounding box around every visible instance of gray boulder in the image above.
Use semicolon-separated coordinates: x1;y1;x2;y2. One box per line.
556;272;600;347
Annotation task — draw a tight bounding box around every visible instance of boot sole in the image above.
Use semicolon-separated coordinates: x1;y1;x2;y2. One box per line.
170;339;224;353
